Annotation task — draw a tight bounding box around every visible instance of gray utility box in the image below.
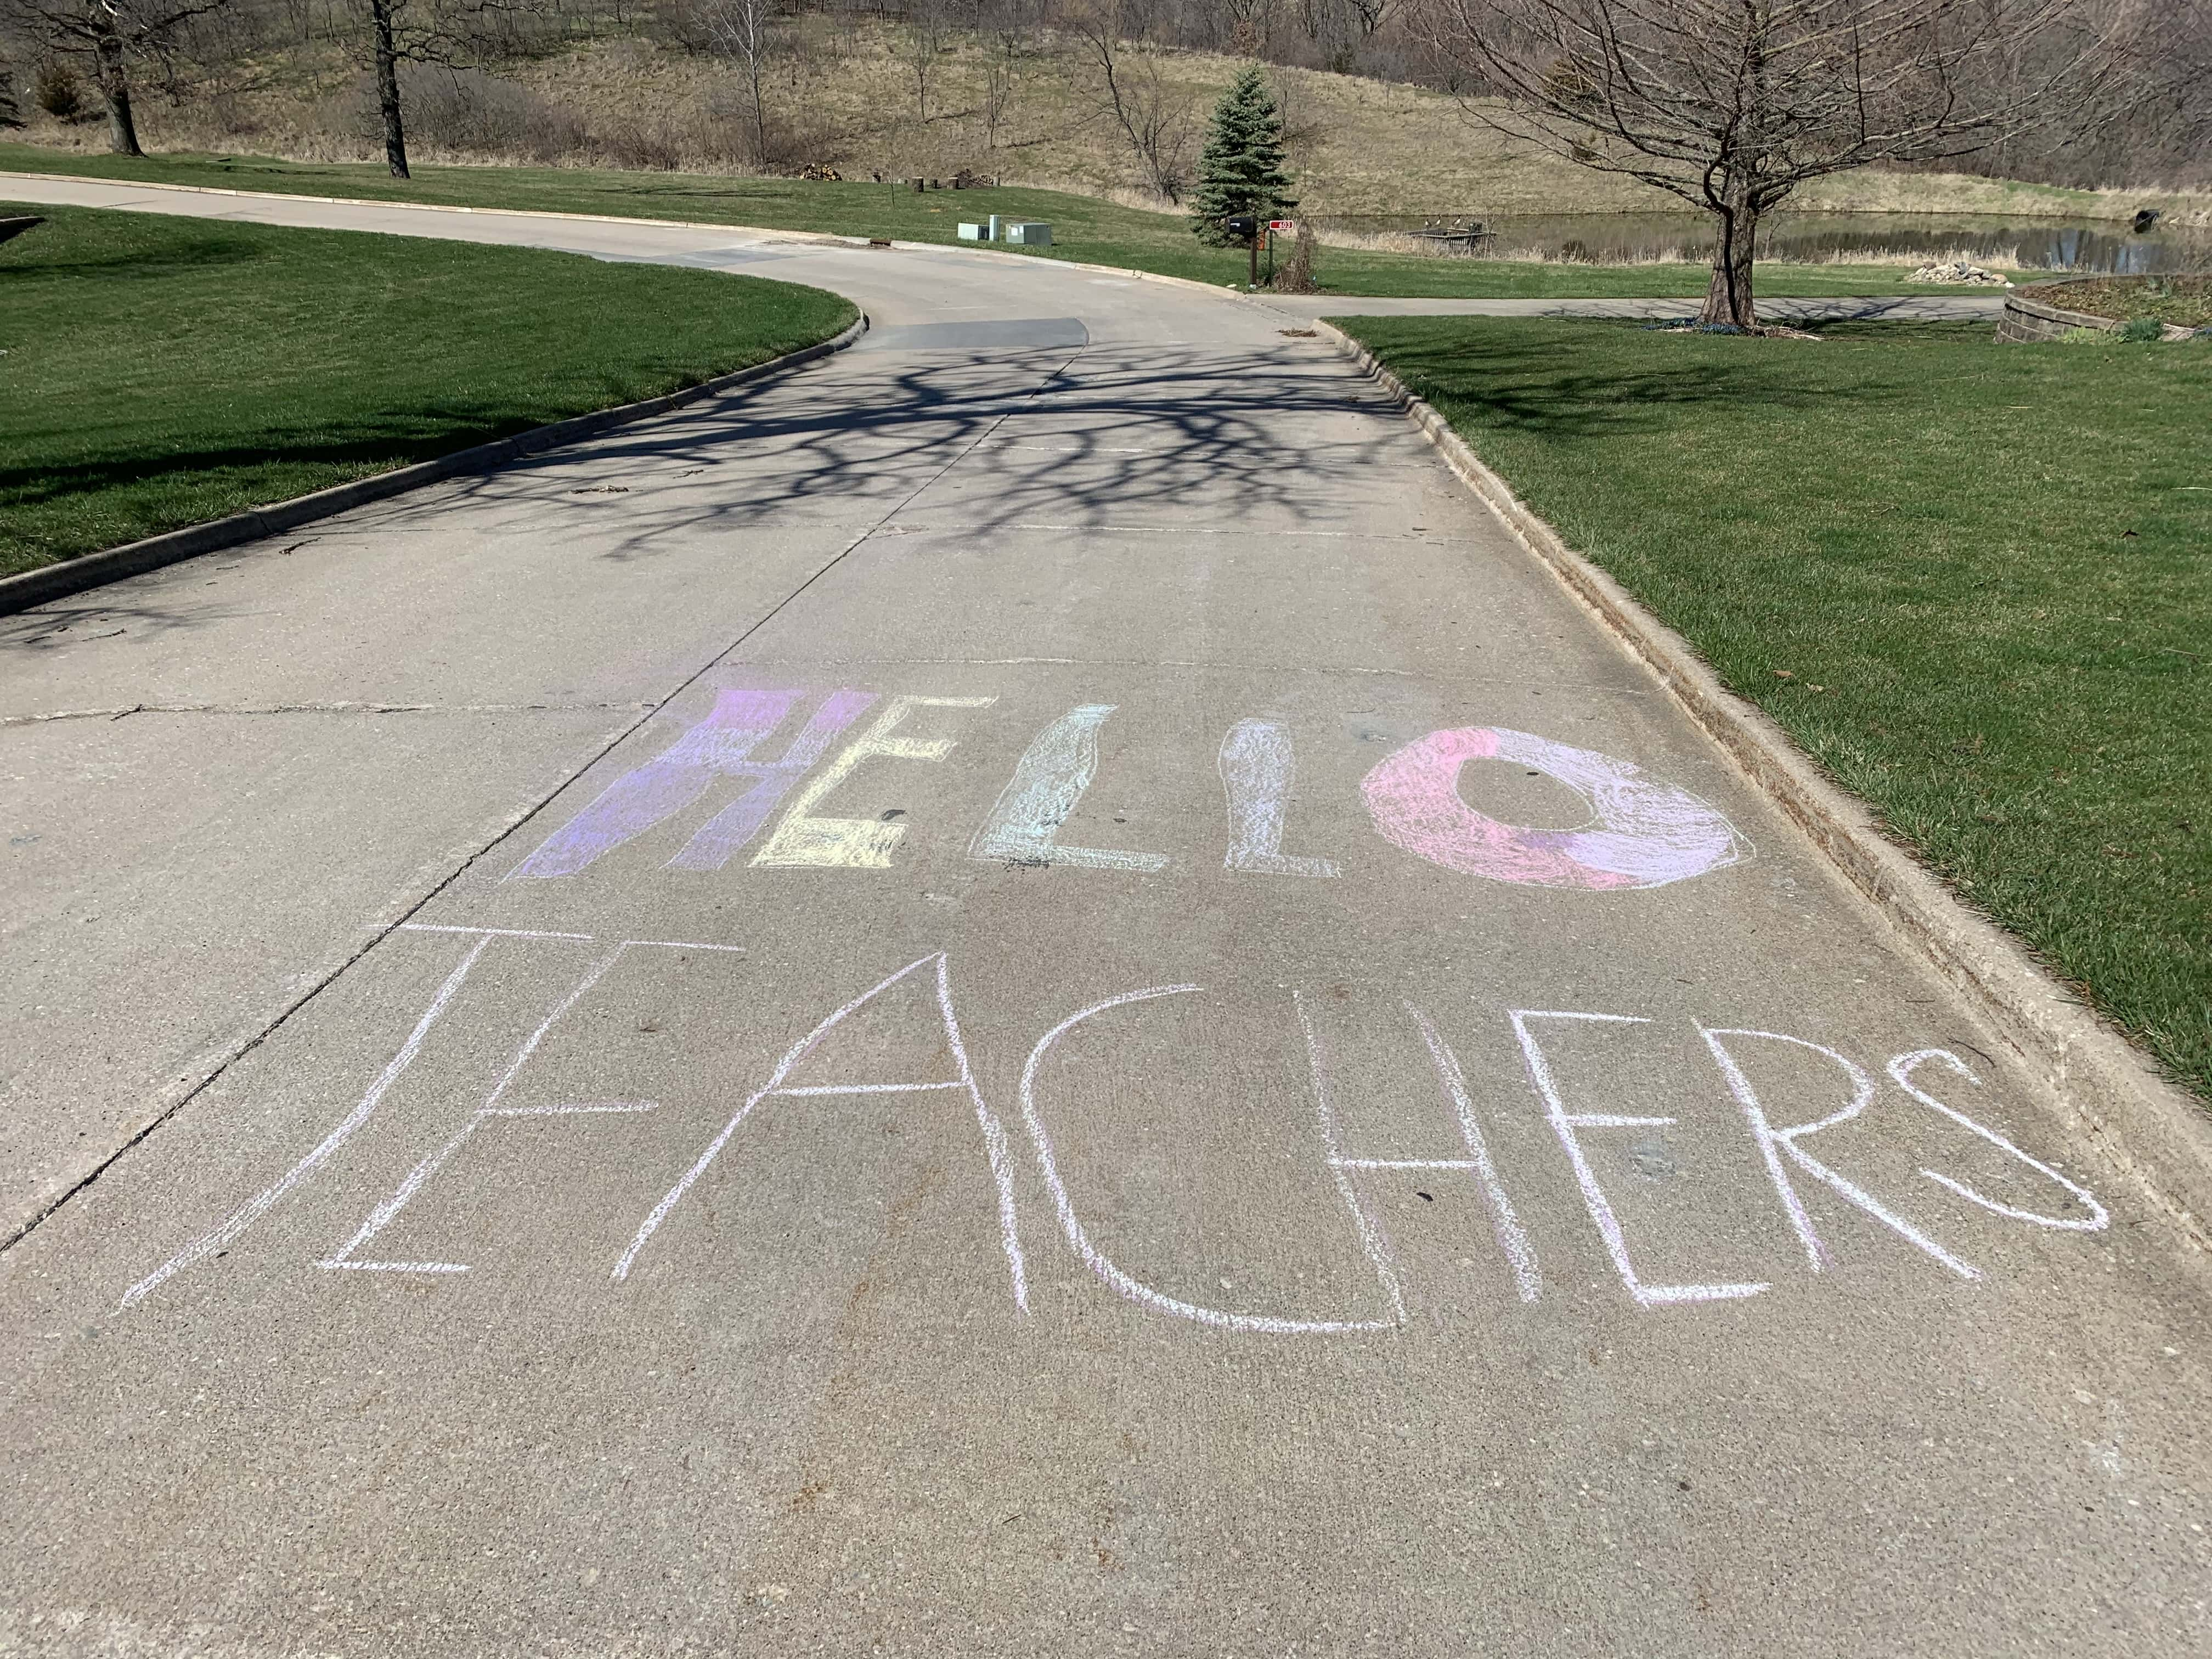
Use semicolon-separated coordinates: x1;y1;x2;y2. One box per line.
957;222;990;240
1002;221;1052;247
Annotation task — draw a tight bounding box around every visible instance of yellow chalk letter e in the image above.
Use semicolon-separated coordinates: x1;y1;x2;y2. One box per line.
752;695;996;868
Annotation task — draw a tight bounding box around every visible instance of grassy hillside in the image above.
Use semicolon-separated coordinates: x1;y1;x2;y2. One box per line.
9;26;2206;227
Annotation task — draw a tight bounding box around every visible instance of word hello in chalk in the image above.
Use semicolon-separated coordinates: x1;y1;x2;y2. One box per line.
507;686;1752;890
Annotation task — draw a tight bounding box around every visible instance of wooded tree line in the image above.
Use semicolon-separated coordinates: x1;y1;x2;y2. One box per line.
1;0;2203;187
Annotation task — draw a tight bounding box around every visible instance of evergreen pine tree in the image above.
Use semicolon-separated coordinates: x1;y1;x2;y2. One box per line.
1189;67;1296;259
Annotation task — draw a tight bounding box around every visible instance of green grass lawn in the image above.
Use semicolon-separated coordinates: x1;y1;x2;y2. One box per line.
1338;315;2212;1102
0;143;2002;299
0;201;855;575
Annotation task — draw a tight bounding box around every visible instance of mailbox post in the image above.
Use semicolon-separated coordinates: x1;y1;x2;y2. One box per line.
1222;215;1259;287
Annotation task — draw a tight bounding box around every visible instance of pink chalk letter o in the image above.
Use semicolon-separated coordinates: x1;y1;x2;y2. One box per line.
1360;727;1746;890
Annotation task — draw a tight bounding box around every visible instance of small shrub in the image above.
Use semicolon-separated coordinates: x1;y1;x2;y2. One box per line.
326;67;586;164
34;63;83;121
1271;221;1319;294
695;81;837;170
592;119;681;171
2115;317;2164;343
405;67;585;162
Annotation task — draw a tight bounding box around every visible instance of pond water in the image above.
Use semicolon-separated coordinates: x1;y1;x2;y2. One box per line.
1314;211;2211;273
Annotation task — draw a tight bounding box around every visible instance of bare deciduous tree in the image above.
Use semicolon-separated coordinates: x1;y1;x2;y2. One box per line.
343;0;537;178
897;0;950;120
1071;0;1195;201
1297;0;1360;69
365;0;410;173
975;0;1039;148
2;0;230;153
1420;0;2124;327
706;0;777;161
1222;0;1277;54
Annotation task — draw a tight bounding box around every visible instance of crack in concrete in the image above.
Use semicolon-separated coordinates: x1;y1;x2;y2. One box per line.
0;342;1089;1268
2;699;662;728
729;654;1664;692
871;521;1474;542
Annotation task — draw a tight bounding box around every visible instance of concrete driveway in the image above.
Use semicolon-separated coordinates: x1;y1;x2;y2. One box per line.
2;177;2205;1658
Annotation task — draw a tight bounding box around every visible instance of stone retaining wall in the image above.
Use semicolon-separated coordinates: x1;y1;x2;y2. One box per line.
1999;279;2207;343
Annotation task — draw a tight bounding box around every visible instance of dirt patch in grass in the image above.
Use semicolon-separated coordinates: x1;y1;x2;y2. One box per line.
2035;274;2212;326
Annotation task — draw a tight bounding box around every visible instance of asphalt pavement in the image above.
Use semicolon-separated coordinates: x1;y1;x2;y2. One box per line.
2;176;2205;1658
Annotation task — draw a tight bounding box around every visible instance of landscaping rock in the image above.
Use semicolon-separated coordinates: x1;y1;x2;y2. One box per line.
1912;260;2007;285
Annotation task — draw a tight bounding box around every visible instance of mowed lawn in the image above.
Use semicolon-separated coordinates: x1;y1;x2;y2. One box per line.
0;201;855;574
0;143;2003;299
1340;317;2212;1101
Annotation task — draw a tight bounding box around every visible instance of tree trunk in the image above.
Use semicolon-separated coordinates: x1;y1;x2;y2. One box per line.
1699;188;1758;328
91;21;143;157
747;60;766;164
369;0;410;180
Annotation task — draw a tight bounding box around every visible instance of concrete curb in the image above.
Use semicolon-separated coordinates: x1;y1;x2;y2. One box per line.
1314;315;2212;1249
0;165;1263;302
0;313;869;618
0;166;873;248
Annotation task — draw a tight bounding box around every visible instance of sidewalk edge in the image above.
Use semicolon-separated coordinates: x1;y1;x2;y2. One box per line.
1314;315;2212;1250
0;165;1256;300
0;166;871;245
0;313;868;618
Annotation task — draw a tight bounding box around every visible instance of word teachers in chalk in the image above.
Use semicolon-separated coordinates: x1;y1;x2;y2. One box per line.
124;937;2106;1333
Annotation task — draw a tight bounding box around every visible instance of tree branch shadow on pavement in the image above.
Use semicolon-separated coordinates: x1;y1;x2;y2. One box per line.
5;324;1935;636
0;593;263;649
352;338;1463;566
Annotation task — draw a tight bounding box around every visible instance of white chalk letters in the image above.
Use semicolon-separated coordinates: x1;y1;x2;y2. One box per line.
1220;720;1339;878
1514;1011;1769;1307
123;937;2112;1325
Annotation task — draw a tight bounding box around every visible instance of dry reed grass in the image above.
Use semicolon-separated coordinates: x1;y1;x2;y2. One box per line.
14;26;2205;229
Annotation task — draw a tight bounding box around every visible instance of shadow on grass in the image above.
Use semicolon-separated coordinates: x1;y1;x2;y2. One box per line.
0;414;566;513
0;236;272;283
1370;324;1923;441
0;353;778;516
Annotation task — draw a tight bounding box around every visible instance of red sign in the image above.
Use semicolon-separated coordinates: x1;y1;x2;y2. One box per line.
1269;219;1297;233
